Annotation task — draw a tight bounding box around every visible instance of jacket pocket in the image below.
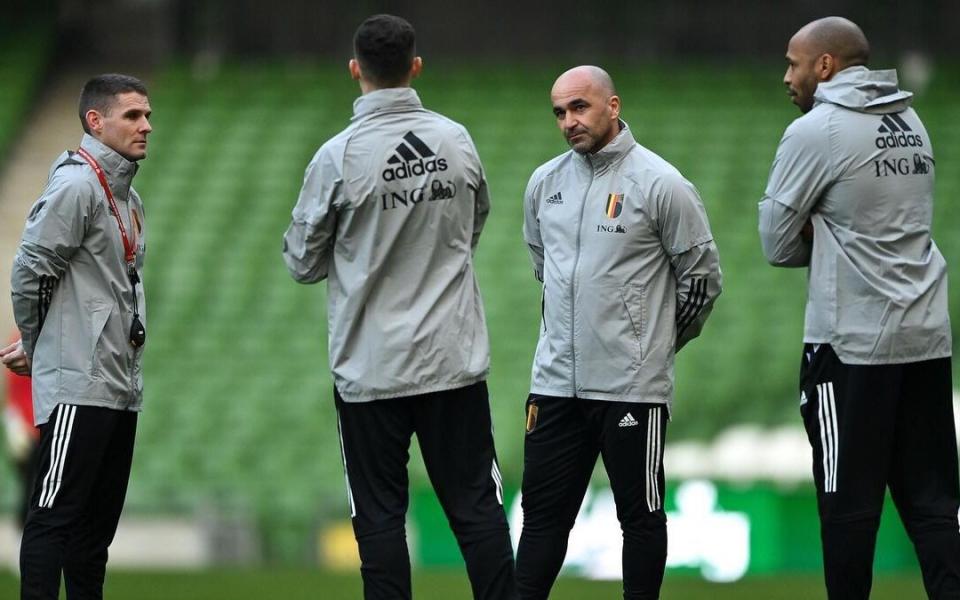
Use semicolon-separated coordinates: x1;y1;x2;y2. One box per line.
576;282;644;395
88;304;112;379
540;285;547;334
619;284;646;362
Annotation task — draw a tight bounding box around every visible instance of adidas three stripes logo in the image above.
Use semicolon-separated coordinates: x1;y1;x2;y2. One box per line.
817;382;839;494
877;113;912;133
677;278;708;337
38;404;77;509
646;406;664;512
387;131;436;164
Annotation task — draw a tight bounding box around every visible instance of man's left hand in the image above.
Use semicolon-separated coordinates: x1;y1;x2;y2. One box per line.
1;339;31;376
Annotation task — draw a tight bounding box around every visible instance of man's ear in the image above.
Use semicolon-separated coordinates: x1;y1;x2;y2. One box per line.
816;53;837;82
348;58;361;81
609;95;621;121
85;109;102;133
410;56;423;80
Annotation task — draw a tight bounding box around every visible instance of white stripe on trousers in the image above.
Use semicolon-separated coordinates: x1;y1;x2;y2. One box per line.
491;459;504;505
38;405;77;508
817;382;839;493
37;405;66;508
336;414;357;518
646;406;662;512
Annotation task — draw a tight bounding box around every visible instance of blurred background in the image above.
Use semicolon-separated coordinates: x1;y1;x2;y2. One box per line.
0;0;958;597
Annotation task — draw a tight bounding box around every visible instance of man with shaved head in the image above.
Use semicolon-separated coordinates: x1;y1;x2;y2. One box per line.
517;65;722;598
783;16;871;114
760;17;960;599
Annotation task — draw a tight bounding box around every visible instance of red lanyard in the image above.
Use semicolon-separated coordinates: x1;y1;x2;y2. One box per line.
76;147;136;265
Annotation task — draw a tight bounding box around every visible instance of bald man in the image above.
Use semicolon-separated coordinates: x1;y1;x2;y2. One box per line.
760;17;960;599
518;66;722;599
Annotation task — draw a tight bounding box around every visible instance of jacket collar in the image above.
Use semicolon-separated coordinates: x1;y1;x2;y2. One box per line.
577;120;635;172
813;66;913;115
352;87;423;121
78;133;138;199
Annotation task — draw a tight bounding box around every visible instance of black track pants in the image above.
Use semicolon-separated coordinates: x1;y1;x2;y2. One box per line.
20;404;137;600
516;395;668;600
335;381;517;600
800;344;960;599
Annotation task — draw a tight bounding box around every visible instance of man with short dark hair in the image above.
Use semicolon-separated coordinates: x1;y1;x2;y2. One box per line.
517;65;721;599
2;72;151;599
759;16;960;599
283;14;516;600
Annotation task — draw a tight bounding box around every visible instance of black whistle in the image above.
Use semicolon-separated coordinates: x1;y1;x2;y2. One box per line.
129;314;146;348
128;265;140;285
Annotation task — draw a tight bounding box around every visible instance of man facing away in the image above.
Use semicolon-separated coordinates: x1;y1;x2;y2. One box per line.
1;73;151;600
759;16;960;599
517;65;722;599
282;14;516;600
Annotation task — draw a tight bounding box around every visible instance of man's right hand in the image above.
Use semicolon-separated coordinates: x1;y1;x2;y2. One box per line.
1;339;31;376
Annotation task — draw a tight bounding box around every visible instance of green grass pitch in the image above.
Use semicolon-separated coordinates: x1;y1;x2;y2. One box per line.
0;568;927;599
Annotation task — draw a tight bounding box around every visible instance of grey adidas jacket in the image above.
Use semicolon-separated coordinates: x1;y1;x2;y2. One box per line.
283;88;490;402
759;66;951;364
524;123;722;408
11;134;147;425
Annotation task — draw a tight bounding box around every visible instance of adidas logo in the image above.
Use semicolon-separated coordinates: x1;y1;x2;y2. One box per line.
875;114;923;149
382;131;448;181
546;192;563;204
618;412;639;428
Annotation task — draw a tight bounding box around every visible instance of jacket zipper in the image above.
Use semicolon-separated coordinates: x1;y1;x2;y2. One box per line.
128;332;136;402
570;160;593;395
128;280;136;402
122;197;137;405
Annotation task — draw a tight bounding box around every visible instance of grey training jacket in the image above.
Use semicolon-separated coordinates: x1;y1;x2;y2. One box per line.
11;134;147;425
759;66;951;364
283;88;490;402
524;123;722;408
